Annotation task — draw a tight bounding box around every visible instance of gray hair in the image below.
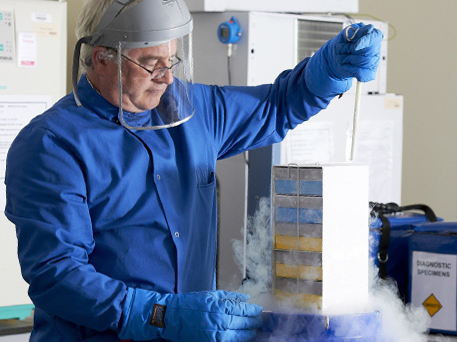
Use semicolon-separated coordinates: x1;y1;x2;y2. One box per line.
75;0;144;72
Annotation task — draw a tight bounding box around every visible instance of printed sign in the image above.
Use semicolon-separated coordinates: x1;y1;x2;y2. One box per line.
31;12;53;23
17;32;37;68
411;251;457;331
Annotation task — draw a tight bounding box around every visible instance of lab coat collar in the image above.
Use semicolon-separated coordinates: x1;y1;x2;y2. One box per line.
76;75;153;128
76;75;120;123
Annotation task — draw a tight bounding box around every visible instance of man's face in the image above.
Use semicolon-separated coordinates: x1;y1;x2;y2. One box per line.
108;41;177;113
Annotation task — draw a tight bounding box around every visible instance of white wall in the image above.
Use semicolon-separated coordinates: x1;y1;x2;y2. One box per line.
357;0;457;220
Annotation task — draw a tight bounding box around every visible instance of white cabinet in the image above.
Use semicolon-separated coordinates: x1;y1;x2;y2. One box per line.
186;0;358;13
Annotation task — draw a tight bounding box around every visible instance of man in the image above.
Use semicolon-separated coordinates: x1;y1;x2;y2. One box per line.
4;0;383;341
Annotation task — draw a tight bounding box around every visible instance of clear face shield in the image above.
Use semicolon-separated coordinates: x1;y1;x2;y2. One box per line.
116;35;194;130
72;0;194;130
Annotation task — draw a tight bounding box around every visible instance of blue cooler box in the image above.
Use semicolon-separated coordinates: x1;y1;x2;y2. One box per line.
408;221;457;335
370;212;439;301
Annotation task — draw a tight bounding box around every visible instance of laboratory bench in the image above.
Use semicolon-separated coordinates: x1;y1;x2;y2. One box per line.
0;314;32;341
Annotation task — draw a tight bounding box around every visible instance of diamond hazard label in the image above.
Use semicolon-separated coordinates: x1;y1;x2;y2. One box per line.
423;294;443;317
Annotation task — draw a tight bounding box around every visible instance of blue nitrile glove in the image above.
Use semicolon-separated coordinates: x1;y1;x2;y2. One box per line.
118;288;263;342
305;22;384;98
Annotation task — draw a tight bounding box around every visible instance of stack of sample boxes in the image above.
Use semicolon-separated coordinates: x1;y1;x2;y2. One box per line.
272;164;370;312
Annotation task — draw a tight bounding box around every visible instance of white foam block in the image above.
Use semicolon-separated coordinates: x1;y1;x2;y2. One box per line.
321;164;369;313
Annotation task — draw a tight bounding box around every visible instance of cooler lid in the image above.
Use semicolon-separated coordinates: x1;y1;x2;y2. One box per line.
414;221;457;234
369;212;435;229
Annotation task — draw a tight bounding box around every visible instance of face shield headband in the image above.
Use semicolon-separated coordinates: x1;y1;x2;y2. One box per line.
72;0;195;130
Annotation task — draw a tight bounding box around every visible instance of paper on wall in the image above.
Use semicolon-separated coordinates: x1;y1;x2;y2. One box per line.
280;121;334;165
17;31;37;68
0;95;51;180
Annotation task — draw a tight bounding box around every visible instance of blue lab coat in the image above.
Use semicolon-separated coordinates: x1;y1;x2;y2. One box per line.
5;58;331;341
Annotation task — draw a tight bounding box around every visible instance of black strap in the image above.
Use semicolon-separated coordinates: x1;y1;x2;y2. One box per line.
377;215;390;279
370;202;437;221
399;204;437;222
72;36;92;107
370;202;438;279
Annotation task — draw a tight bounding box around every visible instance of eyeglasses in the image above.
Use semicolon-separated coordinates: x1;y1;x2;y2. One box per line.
121;54;182;79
